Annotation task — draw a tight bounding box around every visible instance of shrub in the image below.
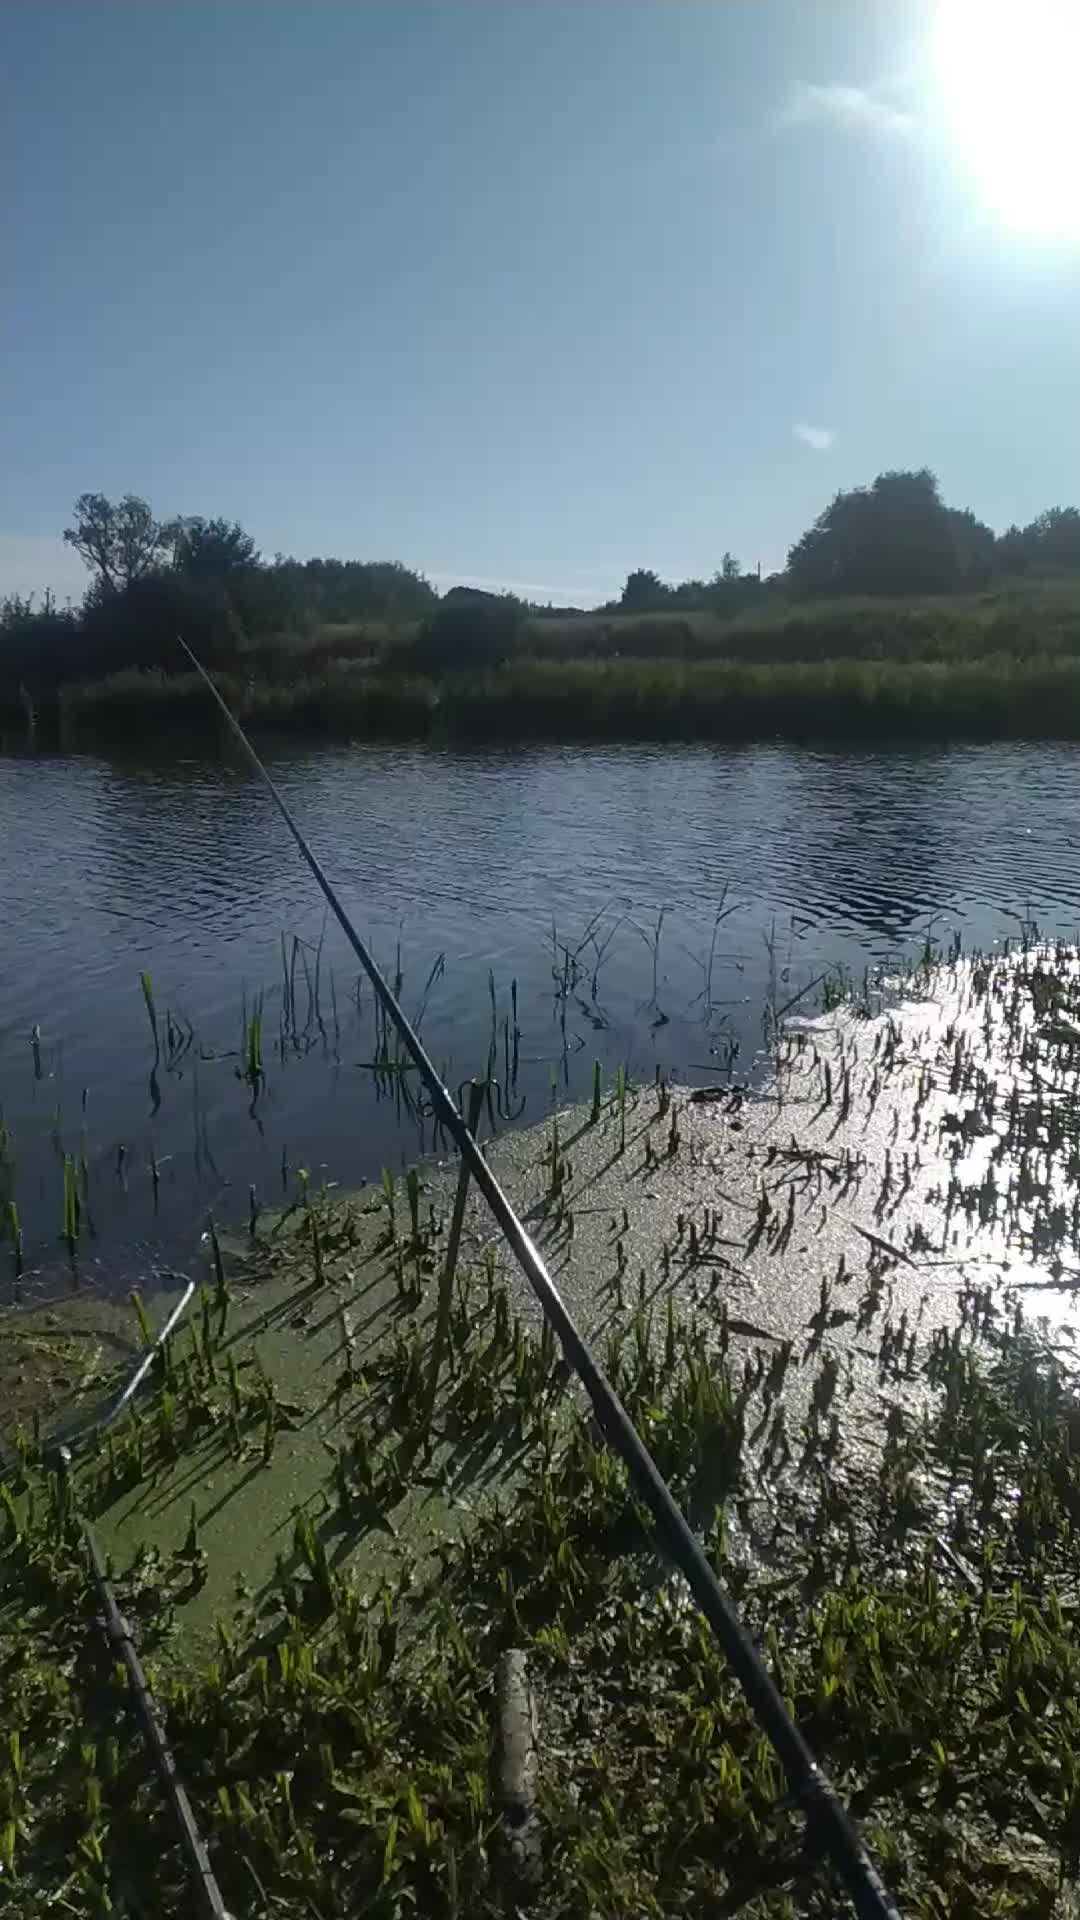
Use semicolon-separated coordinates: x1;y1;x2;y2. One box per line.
404;596;522;673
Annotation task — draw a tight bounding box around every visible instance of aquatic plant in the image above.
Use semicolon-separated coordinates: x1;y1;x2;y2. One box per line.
61;1155;79;1254
243;991;264;1087
130;1290;152;1350
139;971;159;1055
5;1200;21;1278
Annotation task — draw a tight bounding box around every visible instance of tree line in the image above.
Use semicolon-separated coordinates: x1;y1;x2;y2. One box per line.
3;470;1080;690
0;494;443;686
615;470;1080;613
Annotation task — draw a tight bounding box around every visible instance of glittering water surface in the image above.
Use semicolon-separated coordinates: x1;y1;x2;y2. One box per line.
3;737;1080;1288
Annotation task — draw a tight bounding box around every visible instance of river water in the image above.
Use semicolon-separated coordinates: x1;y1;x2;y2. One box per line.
3;738;1080;1293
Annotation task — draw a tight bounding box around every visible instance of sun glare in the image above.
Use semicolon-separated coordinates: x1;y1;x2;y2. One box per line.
932;0;1080;242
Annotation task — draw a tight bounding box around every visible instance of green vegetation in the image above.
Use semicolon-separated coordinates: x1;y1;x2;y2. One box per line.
5;937;1080;1914
52;662;436;742
48;645;1080;746
6;474;1080;743
439;650;1080;741
0;1134;1079;1911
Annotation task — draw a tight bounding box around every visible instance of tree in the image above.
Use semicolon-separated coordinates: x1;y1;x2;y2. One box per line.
1029;507;1080;572
721;551;741;582
620;568;670;612
996;524;1033;575
173;516;259;581
290;558;437;624
0;589;80;684
787;469;963;596
946;507;996;589
407;596;522;672
63;493;178;594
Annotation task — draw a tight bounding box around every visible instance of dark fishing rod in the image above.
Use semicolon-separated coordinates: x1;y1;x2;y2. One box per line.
50;1447;230;1920
180;638;900;1920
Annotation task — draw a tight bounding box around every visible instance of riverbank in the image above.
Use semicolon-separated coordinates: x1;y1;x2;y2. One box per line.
24;647;1080;747
6;945;1080;1914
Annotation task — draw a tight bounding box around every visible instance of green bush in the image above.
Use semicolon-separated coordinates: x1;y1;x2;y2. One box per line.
404;596;522;673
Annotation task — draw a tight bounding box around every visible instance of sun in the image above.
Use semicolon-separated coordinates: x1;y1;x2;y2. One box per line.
932;0;1080;242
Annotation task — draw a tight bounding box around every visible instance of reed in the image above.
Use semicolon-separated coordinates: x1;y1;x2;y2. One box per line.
139;971;159;1056
60;1155;79;1254
5;1201;21;1279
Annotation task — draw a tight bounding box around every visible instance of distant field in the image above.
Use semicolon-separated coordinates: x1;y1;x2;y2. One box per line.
521;580;1080;665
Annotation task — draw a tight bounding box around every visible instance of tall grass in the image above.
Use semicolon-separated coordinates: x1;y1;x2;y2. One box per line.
42;646;1080;745
440;651;1080;742
57;665;436;742
523;581;1080;667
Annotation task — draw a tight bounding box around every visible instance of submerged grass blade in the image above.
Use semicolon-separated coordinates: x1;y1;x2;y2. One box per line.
61;1154;79;1253
5;1199;21;1277
246;993;264;1085
139;971;159;1055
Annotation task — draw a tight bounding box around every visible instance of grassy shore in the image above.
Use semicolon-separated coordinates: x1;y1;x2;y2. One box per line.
439;651;1080;741
6;942;1080;1914
52;663;437;741
523;578;1080;667
44;648;1080;746
5;578;1080;746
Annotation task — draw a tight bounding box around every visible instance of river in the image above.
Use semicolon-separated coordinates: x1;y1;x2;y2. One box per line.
3;737;1080;1293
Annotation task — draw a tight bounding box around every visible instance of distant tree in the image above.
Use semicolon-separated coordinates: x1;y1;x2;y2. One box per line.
0;589;80;683
225;559;307;638
996;524;1033;575
669;579;707;609
297;558;437;624
721;551;741;582
787;469;964;596
620;568;670;612
407;596;522;672
173;516;259;581
63;493;178;594
1028;507;1080;572
991;509;1080;578
442;583;523;609
944;508;996;589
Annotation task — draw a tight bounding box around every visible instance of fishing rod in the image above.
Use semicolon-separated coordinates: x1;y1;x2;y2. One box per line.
106;1278;196;1429
40;1275;197;1464
180;638;900;1920
50;1446;230;1920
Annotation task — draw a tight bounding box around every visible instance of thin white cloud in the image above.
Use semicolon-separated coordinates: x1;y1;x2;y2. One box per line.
0;534;88;604
777;82;915;139
793;422;835;452
429;570;611;605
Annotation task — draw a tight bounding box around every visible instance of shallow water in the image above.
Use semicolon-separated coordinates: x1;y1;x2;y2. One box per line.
3;736;1080;1289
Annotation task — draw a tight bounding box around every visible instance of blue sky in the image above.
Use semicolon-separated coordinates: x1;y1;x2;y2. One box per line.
2;2;1078;606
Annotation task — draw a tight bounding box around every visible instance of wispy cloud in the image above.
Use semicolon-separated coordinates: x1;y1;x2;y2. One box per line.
429;570;611;605
792;422;835;452
776;82;915;140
